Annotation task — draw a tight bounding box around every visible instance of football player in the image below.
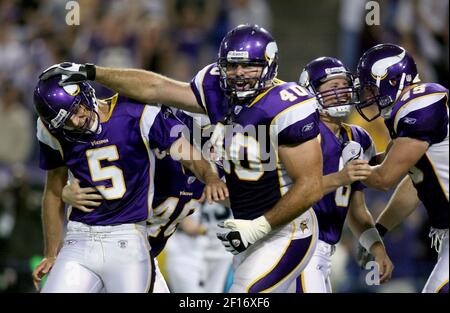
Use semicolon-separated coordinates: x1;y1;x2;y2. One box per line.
292;57;393;293
31;74;227;293
40;24;324;293
355;44;449;293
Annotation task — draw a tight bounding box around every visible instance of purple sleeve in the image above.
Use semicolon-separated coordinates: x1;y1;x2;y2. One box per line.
395;93;448;144
189;63;228;124
148;110;185;151
38;141;65;170
351;180;366;192
277;111;320;146
396;108;448;145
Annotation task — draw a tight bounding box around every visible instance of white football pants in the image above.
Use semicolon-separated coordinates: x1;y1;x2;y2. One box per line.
42;221;156;293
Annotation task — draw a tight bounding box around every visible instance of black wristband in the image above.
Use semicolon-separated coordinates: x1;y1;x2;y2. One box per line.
375;223;388;237
85;63;96;80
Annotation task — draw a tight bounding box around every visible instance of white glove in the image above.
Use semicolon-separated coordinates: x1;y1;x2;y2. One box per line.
342;140;363;164
39;62;96;85
216;216;272;254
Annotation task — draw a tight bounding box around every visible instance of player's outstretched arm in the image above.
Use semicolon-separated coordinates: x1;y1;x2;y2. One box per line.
376;175;420;232
95;66;204;113
32;167;68;291
40;62;204;113
347;191;394;283
364;137;429;191
170;137;229;204
264;137;324;229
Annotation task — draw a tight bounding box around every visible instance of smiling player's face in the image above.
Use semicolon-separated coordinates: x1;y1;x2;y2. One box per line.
317;78;351;107
226;64;264;91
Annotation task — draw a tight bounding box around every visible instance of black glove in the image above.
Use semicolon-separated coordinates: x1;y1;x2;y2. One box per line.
39;62;96;86
216;227;251;255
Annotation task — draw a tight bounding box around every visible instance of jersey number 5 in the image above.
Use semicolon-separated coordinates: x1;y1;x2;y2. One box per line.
86;145;127;200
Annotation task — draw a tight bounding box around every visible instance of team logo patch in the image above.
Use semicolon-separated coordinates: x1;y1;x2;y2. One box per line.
403;117;417;125
302;122;315;133
300;219;309;233
232;239;241;247
118;240;128;248
65;239;77;246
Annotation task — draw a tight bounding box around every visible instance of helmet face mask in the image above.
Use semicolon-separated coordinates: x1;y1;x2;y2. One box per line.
356;43;419;122
299;57;358;118
34;75;101;143
218;59;266;101
61;102;101;143
316;75;357;118
355;83;393;121
218;24;278;104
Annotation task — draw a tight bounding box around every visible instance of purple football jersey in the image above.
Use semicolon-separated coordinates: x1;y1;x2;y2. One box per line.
191;64;320;219
37;95;183;226
385;82;449;229
147;109;205;257
314;121;376;245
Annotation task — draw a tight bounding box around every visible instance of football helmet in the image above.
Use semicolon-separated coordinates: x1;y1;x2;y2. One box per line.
299;56;357;118
217;24;278;103
34;75;101;142
356;43;419;121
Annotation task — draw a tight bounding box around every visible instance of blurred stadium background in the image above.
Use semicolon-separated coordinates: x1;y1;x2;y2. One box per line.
0;0;448;293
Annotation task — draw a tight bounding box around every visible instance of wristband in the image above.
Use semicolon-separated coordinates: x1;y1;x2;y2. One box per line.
375;223;388;237
359;227;383;251
85;63;96;80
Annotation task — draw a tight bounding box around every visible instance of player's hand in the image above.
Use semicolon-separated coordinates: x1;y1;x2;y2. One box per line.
62;178;103;212
338;159;372;185
202;175;229;204
32;256;56;292
216;216;272;255
371;242;394;283
39;62;96;86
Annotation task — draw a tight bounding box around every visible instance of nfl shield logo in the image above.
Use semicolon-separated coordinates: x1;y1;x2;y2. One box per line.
187;176;196;184
234;105;243;115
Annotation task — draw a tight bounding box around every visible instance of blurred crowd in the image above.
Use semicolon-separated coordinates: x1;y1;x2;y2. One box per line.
0;0;447;292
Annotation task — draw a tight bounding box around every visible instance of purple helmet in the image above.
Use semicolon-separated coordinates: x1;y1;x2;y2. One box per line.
217;24;278;102
299;56;357;118
34;74;101;142
356;43;419;121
